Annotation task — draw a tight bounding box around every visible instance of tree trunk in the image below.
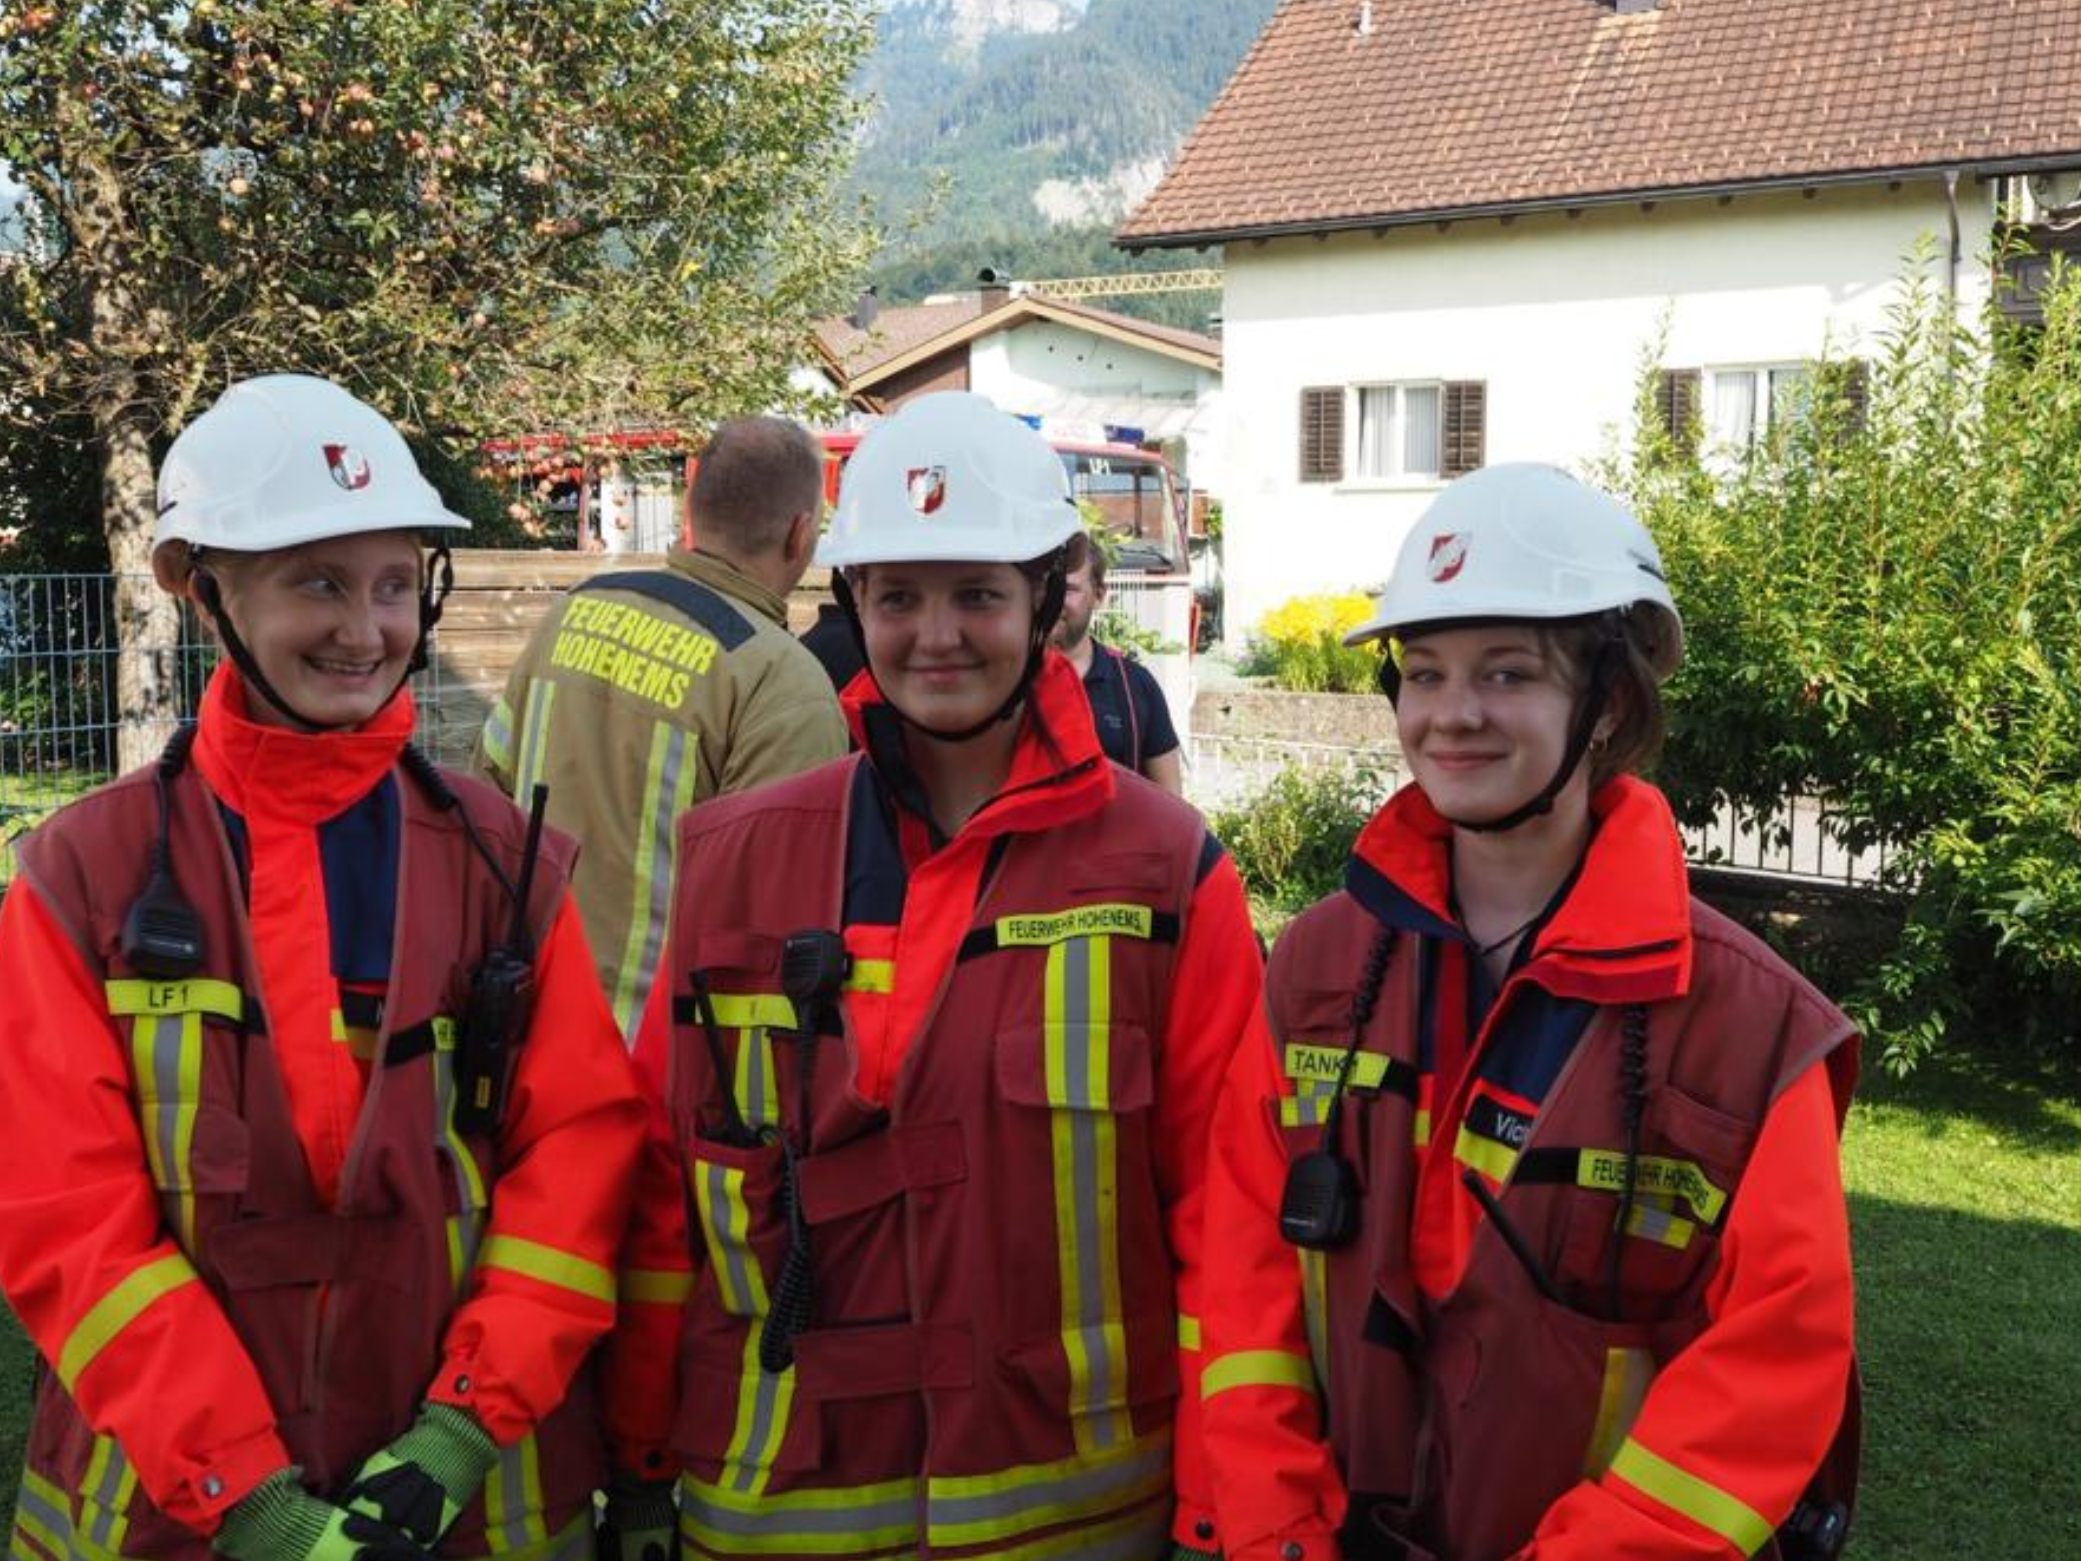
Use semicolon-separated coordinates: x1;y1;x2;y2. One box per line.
65;94;185;776
101;406;181;776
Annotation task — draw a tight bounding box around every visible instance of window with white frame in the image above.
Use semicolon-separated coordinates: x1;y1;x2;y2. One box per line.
1353;382;1443;480
1705;364;1812;452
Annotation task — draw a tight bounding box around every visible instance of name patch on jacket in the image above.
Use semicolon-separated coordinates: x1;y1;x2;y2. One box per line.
1578;1150;1727;1224
996;903;1154;945
1284;1043;1390;1089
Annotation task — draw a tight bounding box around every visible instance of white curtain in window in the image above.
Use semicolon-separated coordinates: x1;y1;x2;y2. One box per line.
1356;386;1394;479
1403;386;1441;475
1710;370;1757;451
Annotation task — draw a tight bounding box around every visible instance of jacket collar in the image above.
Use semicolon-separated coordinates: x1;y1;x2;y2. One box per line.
669;545;787;626
1346;774;1692;1004
842;649;1113;843
191;662;413;826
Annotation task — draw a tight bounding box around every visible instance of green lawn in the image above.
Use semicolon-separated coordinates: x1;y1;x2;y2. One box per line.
2;1053;2076;1555
0;768;106;884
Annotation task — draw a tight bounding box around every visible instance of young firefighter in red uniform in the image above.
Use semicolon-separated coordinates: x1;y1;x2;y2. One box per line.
598;392;1263;1561
0;376;644;1561
1197;465;1859;1561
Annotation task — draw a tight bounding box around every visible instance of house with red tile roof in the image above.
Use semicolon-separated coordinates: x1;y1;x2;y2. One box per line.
805;276;1227;495
1118;0;2081;644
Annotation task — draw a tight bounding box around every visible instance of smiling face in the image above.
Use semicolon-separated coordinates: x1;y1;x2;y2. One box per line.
855;559;1039;732
1394;623;1595;828
202;530;425;729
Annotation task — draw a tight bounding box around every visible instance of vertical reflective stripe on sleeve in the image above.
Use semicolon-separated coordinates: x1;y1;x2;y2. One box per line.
1045;934;1135;1456
482;1434;550;1552
611;721;697;1045
482;694;516;776
129;1009;203;1250
689;1160;796;1496
925;1428;1172;1551
733;1026;781;1130
430;1019;485;1290
1607;1437;1775;1556
1583;1346;1655;1477
77;1436;136;1554
514;679;558;800
678;1471;920;1557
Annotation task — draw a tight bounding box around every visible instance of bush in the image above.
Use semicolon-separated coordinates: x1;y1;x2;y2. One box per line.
1244;592;1383;692
1207;760;1392;920
1599;251;2081;1070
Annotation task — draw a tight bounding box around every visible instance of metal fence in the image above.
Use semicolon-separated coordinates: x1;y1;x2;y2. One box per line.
1187;731;1893;891
2;571;1893;895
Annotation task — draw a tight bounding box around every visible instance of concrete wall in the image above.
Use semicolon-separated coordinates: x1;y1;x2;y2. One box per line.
1215;179;2000;643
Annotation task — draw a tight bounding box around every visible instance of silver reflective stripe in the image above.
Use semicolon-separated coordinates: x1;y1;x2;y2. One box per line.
927;1437;1169;1540
80;1442;129;1551
679;1483;918;1541
611;722;692;1044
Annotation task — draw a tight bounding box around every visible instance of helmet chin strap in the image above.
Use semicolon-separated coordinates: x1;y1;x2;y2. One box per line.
191;543;454;733
832;552;1070;744
1437;619;1623;835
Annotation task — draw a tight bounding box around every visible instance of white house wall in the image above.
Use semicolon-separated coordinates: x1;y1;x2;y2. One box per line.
1217;181;1998;644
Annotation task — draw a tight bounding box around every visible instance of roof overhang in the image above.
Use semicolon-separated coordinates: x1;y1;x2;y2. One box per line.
1118;153;2081;253
846;294;1220;393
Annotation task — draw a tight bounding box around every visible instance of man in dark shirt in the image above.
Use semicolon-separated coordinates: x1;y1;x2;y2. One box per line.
1052;547;1184;794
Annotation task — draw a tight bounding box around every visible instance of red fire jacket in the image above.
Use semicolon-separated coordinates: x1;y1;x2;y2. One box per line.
1200;777;1857;1561
604;651;1264;1556
0;667;643;1553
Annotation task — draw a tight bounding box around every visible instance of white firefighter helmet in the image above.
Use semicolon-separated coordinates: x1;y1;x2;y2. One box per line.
1343;463;1682;679
155;374;468;563
818;392;1081;569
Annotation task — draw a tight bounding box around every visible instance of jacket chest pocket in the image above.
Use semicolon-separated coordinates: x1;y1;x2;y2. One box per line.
1553;1082;1756;1321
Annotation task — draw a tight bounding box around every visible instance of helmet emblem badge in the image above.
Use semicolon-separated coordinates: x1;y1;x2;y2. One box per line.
906;466;947;516
1428;532;1469;583
324;444;372;491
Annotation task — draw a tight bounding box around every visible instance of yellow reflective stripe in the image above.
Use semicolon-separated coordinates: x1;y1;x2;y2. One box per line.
12;1463;101;1561
1414;1106;1432;1149
611;720;697;1040
102;977;243;1021
1298;1245;1330;1388
483;1434;550;1551
707;993;797;1031
1045;935;1133;1455
623;1267;695;1305
925;1428;1170;1549
1580;1151;1728;1224
77;1434;136;1553
999;903;1153;946
1608;1438;1774;1555
1624;1196;1698;1250
713;1325;796;1498
986;1498;1170;1561
128;1008;206;1248
59;1253;196;1390
693;1162;764;1317
1282;1043;1391;1089
446;1217;467;1291
1202;1349;1316;1401
482;694;516;773
473;1512;591;1561
1278;1089;1334;1128
680;1469;919;1554
842;959;893;995
515;679;558;798
1177;1314;1201;1352
732;1027;781;1129
1454;1122;1519;1184
433;1016;460;1051
477;1235;615;1305
1584;1347;1656;1477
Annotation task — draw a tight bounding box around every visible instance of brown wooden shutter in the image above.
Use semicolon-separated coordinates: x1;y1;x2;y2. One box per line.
1299;387;1343;483
1441;381;1486;478
1656;368;1701;450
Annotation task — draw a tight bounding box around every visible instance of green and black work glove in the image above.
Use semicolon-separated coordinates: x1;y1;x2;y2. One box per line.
214;1468;432;1561
596;1469;679;1561
339;1402;500;1549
